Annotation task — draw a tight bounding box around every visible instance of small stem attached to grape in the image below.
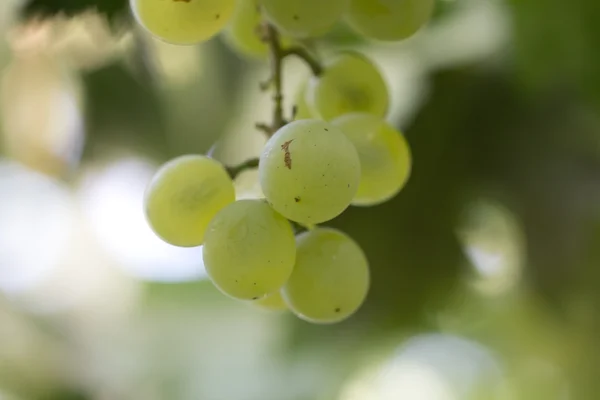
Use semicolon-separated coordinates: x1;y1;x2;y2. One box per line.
255;122;274;136
257;21;323;137
226;158;260;179
264;23;287;132
281;46;323;76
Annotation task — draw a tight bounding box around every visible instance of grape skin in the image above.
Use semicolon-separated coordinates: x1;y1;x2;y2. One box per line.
131;0;235;45
293;80;315;120
259;0;348;38
202;199;296;300
258;119;360;225
332;113;412;206
222;0;293;59
307;52;389;121
346;0;435;42
144;155;235;247
282;228;370;324
249;291;287;311
222;0;268;58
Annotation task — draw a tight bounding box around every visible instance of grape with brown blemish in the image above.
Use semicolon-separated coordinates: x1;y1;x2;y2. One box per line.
259;119;360;225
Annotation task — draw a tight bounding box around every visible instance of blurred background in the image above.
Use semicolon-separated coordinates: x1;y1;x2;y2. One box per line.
0;0;599;399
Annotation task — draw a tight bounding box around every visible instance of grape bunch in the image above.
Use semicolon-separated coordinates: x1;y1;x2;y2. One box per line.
133;0;433;324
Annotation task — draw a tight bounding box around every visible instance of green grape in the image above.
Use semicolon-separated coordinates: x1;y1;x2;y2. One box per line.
332;113;411;206
222;0;293;58
258;0;348;38
202;199;296;300
249;291;287;311
222;0;268;58
258;119;360;225
282;228;370;323
346;0;435;42
307;52;389;121
293;80;315;120
131;0;235;45
145;155;235;247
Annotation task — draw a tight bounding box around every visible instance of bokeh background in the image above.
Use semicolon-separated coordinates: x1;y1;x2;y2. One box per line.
1;0;599;399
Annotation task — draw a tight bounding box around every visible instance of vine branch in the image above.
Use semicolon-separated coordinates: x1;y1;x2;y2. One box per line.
264;23;285;132
230;23;324;180
282;47;323;76
257;22;323;137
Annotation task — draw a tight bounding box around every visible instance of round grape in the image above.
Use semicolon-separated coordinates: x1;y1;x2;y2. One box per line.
282;228;370;324
259;119;360;225
346;0;435;42
258;0;348;38
332;113;412;206
223;0;293;59
222;0;268;58
203;199;296;300
131;0;235;45
144;155;235;247
307;52;389;121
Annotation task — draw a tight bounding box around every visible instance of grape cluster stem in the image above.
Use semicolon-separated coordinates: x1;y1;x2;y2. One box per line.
231;22;323;179
259;22;323;135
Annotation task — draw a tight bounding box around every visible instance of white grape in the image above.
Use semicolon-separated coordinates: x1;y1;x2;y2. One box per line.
144;155;235;247
222;0;294;58
307;52;389;121
332;113;411;206
222;0;268;58
131;0;235;45
346;0;435;42
282;228;370;323
259;0;348;38
202;199;296;300
259;119;360;225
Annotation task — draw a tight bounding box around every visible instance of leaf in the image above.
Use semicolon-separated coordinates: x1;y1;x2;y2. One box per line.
507;0;600;107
